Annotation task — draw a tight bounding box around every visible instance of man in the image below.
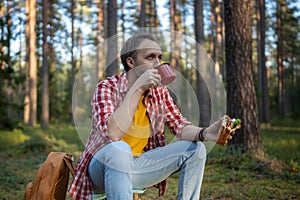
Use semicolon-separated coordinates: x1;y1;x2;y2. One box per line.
69;33;235;200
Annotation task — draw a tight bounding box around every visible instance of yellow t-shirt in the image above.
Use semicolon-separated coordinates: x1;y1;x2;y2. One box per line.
121;96;150;156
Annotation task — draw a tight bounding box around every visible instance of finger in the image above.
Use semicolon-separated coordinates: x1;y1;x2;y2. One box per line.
148;68;158;74
152;68;159;74
153;73;161;80
150;78;159;87
150;79;157;86
151;74;161;84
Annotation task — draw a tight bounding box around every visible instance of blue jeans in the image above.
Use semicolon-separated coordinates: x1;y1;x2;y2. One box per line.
88;140;206;200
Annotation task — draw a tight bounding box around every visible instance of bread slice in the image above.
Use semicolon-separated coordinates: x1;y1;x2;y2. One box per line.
216;116;241;145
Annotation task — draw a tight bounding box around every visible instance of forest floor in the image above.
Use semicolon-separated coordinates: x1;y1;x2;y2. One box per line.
0;119;299;200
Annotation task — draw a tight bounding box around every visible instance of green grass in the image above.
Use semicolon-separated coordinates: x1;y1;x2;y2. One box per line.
0;124;84;200
0;123;299;200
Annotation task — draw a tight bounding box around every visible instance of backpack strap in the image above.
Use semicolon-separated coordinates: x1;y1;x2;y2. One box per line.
64;153;75;177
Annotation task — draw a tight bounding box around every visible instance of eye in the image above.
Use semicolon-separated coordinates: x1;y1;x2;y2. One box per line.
146;54;154;60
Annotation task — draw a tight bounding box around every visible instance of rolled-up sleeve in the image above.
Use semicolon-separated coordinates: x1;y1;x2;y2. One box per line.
91;79;119;138
163;87;192;138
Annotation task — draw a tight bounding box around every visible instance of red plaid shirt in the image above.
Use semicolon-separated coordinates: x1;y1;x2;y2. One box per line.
69;72;191;199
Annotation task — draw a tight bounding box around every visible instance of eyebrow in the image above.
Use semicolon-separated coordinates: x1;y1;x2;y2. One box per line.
144;51;163;58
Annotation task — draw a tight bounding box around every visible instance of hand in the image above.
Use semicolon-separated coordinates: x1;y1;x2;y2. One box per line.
202;115;226;142
203;115;240;145
135;69;161;91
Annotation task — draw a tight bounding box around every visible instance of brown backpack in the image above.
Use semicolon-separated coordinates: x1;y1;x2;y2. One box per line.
23;152;75;200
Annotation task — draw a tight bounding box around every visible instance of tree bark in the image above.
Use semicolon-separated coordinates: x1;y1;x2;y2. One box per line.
169;0;181;70
42;0;49;128
48;0;56;123
256;0;270;123
24;0;30;124
152;0;159;34
97;0;104;80
209;0;216;72
28;0;37;127
224;0;264;156
276;0;284;117
71;0;75;88
6;0;11;68
215;0;223;77
6;0;12;119
105;0;118;77
195;0;211;126
139;0;146;27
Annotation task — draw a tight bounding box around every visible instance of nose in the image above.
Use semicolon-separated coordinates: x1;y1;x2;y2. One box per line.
154;59;161;68
155;57;161;65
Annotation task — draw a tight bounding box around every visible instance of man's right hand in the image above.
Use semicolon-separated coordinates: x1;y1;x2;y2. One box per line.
135;69;161;92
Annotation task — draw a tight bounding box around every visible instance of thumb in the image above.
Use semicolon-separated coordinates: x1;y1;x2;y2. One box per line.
203;115;228;141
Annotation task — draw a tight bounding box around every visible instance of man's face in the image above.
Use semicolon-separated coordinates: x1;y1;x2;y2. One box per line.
132;39;163;75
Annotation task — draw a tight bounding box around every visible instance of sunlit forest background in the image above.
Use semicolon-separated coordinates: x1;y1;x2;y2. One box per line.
1;0;300;199
1;0;299;130
1;0;300;145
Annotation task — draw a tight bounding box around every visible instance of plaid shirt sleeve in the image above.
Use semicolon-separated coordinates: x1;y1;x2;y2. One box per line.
162;86;192;137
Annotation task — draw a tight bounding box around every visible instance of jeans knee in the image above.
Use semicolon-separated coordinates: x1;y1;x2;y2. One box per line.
108;141;132;161
195;142;206;160
110;141;132;154
94;141;133;171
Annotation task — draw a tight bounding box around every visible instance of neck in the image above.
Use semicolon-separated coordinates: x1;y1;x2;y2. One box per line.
126;69;138;88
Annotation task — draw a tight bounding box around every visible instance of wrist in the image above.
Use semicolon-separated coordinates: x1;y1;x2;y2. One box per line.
198;127;207;141
127;84;144;99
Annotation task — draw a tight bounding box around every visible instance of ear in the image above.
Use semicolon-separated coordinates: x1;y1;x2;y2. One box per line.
126;57;135;69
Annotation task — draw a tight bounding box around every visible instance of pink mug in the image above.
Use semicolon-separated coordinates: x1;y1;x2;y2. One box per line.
155;63;176;85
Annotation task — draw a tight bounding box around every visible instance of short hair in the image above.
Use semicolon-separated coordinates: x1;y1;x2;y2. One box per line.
120;33;159;72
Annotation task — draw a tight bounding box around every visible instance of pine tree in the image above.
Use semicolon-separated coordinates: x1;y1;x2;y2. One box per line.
224;0;264;156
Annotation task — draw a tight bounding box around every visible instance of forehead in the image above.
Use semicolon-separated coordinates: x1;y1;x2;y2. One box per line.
136;39;162;53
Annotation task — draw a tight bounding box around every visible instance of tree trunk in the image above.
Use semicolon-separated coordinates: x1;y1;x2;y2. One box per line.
169;0;181;70
139;0;146;27
256;0;270;123
71;0;75;100
49;44;56;121
18;22;24;121
182;0;192;120
215;0;223;77
152;0;159;34
138;0;158;33
69;0;76;123
169;0;184;110
97;0;104;80
48;0;56;123
28;0;37;127
209;0;216;72
42;0;49;128
0;1;4;71
24;0;30;124
120;0;125;42
276;0;284;117
6;0;12;119
105;0;118;77
6;0;11;67
224;0;264;156
78;3;83;70
194;0;211;126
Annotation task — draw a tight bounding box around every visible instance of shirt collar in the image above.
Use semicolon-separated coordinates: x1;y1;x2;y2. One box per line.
119;72;129;94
